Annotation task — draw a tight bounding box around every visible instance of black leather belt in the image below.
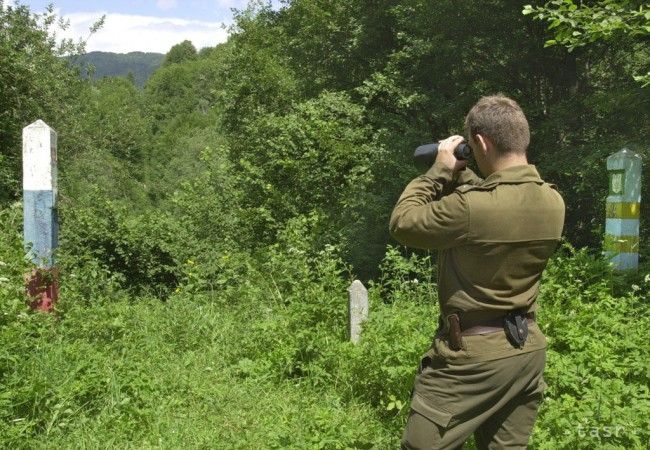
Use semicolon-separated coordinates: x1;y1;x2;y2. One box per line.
436;311;536;350
461;312;536;336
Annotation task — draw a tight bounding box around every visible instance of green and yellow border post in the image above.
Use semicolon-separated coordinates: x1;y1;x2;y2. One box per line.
604;148;642;271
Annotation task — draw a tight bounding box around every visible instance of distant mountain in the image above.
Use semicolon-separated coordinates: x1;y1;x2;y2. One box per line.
66;51;165;88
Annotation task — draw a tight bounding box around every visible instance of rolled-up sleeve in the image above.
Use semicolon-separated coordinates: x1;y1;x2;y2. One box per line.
389;162;471;250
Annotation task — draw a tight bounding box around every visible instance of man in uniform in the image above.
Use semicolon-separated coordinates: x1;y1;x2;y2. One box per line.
389;95;565;449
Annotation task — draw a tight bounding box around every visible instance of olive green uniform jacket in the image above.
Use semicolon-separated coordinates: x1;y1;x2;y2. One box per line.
390;162;565;363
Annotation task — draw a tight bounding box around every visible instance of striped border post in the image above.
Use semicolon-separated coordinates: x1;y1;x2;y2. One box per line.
23;120;59;311
604;148;642;271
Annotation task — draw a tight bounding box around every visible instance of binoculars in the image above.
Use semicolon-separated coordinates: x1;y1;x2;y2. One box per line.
414;142;472;166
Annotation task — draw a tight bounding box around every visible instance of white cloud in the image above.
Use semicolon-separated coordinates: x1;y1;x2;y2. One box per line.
59;12;230;54
156;0;178;11
215;0;249;8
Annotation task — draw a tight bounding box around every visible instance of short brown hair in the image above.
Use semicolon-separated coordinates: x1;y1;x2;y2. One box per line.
465;95;530;155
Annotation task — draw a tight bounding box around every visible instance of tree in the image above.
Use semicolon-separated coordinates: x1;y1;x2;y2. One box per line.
524;0;650;85
0;2;103;204
163;40;197;66
0;3;69;202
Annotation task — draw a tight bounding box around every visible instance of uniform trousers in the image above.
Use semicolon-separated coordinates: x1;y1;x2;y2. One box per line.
401;348;546;450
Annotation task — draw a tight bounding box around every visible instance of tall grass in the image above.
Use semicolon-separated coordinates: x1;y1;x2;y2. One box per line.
2;203;649;448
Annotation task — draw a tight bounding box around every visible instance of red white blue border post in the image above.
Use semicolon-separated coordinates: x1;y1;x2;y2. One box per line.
23;120;59;311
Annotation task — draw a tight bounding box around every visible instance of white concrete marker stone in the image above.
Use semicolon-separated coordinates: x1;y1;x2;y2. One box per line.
23;120;58;268
604;148;642;271
348;280;369;344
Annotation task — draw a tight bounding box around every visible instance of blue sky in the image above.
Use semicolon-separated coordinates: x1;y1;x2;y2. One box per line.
13;1;283;53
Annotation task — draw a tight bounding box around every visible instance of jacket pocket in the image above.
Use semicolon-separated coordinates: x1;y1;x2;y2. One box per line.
410;393;453;428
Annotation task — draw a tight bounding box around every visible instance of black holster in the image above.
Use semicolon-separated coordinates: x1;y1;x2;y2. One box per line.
447;313;462;351
503;310;529;348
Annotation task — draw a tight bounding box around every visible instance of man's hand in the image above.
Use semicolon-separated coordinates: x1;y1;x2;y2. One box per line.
436;135;468;173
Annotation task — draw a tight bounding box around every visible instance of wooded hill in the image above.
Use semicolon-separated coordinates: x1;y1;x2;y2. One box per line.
66;51;164;87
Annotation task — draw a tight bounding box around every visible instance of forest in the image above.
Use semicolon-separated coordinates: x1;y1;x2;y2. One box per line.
1;0;649;448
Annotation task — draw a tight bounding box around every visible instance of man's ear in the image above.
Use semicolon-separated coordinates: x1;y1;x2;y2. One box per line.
474;133;491;155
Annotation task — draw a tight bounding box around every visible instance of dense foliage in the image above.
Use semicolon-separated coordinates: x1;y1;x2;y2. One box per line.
524;1;649;83
1;0;649;448
0;2;81;202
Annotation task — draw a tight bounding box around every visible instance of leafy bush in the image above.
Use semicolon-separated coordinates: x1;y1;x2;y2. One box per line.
58;198;183;296
0;203;31;326
229;92;378;238
532;245;650;449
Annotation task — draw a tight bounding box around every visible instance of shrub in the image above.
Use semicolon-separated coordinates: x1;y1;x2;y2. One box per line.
532;245;650;449
0;203;31;326
58;198;183;296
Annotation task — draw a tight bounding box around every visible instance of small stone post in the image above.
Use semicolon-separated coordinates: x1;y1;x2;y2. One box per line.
348;280;368;344
604;148;642;271
23;120;59;310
